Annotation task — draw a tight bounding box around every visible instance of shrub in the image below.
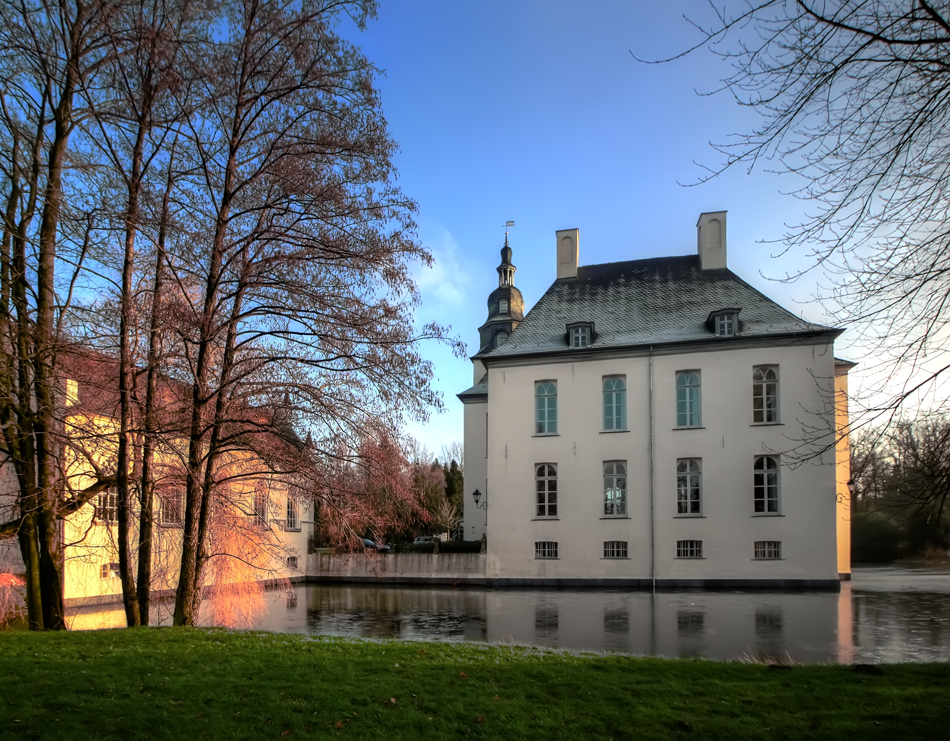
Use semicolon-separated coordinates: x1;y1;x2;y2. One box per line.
852;513;904;563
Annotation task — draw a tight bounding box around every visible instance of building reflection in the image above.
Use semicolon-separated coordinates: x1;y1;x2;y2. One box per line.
59;573;950;664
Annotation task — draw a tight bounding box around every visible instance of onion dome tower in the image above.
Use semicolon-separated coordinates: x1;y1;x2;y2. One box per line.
478;235;525;353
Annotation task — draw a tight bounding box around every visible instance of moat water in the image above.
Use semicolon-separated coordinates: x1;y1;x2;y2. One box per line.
66;563;950;664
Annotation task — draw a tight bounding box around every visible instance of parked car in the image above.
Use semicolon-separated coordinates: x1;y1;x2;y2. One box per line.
362;538;391;553
413;536;440;545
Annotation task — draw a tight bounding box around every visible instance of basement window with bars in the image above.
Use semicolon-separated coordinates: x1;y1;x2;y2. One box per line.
603;541;628;559
676;540;703;559
754;541;782;560
535;541;558;559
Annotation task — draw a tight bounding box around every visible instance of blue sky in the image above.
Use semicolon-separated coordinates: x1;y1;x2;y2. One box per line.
346;1;851;456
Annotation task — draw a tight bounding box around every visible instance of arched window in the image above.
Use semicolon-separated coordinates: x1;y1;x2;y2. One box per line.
675;372;701;427
603;376;626;430
752;366;779;423
535;381;557;435
676;459;702;515
253;481;269;525
603;461;626;516
754;456;780;513
535;463;557;517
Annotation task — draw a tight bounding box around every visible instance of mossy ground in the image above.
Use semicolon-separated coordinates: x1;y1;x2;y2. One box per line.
0;628;947;739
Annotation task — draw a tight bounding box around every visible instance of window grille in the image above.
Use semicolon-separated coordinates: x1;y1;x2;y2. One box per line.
754;541;782;559
676;540;703;558
535;541;558;559
603;541;628;559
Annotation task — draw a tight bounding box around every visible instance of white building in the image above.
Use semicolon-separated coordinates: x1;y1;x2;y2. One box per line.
460;212;852;588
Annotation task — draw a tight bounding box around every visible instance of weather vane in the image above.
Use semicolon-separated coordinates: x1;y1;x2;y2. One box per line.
503;220;515;240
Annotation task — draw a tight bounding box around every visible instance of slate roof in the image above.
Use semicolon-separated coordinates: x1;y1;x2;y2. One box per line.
476;255;838;361
457;372;488;402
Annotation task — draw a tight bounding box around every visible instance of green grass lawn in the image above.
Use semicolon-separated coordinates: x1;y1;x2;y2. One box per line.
0;629;947;740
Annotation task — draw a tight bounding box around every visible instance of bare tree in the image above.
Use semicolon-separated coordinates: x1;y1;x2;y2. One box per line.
659;1;950;422
162;0;457;625
1;0;457;630
0;0;119;629
440;440;463;474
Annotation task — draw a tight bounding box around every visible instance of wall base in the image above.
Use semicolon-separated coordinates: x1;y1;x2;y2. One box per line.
306;575;841;591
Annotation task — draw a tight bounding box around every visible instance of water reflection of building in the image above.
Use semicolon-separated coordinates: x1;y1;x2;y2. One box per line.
65;574;950;664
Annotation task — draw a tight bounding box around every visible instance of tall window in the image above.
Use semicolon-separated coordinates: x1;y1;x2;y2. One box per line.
535;464;558;517
752;366;779;423
676;540;703;558
499;299;508;314
603;461;627;516
535;381;557;435
286;496;300;531
95;490;117;525
253;481;269;525
535;541;558;559
570;326;590;348
676;458;702;515
754;456;781;513
160;489;184;526
603;376;626;430
675;372;701;427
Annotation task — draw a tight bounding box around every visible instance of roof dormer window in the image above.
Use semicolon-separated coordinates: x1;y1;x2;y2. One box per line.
566;322;595;348
499;299;508;314
706;308;741;337
715;313;735;337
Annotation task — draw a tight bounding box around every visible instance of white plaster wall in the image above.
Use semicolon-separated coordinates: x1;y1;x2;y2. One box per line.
483;340;839;581
462;399;488;541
